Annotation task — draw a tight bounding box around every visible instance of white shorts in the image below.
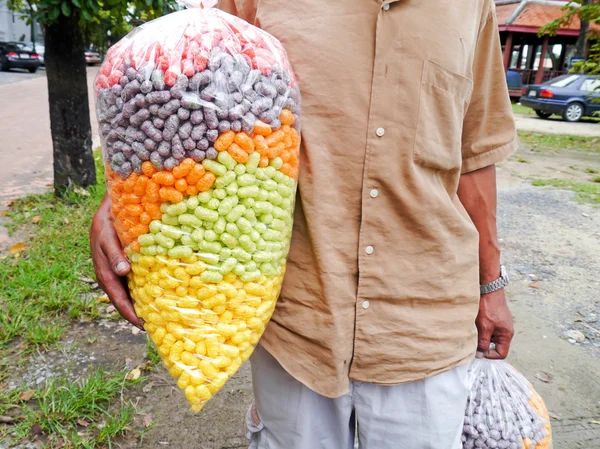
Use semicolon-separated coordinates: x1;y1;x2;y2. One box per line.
246;345;470;449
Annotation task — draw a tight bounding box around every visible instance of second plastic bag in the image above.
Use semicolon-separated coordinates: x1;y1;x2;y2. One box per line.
95;1;300;412
463;359;552;449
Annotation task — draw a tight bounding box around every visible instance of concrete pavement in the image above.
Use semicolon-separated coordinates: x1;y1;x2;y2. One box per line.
0;66;100;206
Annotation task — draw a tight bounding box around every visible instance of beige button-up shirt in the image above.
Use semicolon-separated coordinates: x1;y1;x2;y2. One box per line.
219;0;518;398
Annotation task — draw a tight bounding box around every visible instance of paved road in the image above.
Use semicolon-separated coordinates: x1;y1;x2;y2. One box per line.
0;68;46;86
515;113;600;137
0;66;100;206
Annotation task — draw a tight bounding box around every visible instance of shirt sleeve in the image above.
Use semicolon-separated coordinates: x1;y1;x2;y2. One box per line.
461;4;519;174
216;0;259;24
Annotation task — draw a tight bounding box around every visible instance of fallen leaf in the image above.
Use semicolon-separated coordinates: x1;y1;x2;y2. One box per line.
1;210;8;216
9;243;26;254
534;371;552;383
78;276;95;284
548;411;561;420
31;215;41;223
126;368;141;381
30;424;43;437
143;414;154;428
64;218;69;224
0;415;21;423
98;295;110;303
590;420;600;425
106;305;116;314
18;390;35;401
529;282;540;289
137;360;153;371
132;326;142;336
76;419;89;427
74;187;90;197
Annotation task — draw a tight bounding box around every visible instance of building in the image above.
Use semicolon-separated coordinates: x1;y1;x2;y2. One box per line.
0;0;43;44
496;0;600;95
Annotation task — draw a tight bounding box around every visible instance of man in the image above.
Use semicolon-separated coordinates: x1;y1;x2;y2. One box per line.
91;0;517;447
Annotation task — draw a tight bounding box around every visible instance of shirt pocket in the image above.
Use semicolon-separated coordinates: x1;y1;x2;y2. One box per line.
413;60;473;172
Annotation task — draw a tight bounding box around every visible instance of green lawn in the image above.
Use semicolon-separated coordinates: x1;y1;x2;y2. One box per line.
518;131;600;154
532;178;600;204
0;153;106;349
0;153;152;447
512;102;535;116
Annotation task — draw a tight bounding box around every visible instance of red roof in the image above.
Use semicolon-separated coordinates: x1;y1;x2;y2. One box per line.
496;1;600;35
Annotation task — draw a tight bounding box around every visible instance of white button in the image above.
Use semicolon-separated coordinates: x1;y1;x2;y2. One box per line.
365;246;374;255
383;3;390;10
376;127;385;137
370;189;379;198
362;301;370;309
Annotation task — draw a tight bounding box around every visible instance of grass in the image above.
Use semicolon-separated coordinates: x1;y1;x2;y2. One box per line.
532;178;600;204
586;168;599;174
145;336;161;368
0;152;106;349
0;153;154;448
515;155;530;163
512;102;536;116
518;131;600;154
4;368;139;448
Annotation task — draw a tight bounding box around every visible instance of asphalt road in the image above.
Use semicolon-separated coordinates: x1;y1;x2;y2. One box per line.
0;67;46;86
0;66;100;206
515;113;600;137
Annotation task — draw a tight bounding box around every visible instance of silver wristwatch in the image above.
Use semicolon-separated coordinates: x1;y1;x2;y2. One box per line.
480;265;509;295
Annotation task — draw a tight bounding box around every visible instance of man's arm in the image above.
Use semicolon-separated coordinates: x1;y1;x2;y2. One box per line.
90;192;144;329
457;164;514;359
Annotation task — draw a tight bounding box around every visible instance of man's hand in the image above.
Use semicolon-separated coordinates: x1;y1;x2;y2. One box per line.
475;289;513;359
90;193;144;330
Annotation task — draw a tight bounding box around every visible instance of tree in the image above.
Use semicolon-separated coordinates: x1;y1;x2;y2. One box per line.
541;0;600;61
7;0;170;194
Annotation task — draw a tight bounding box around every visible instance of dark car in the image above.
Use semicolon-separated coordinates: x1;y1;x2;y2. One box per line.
0;42;41;73
520;74;600;122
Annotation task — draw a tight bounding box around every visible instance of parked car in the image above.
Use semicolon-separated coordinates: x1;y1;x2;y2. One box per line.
0;42;41;73
85;50;101;65
27;43;45;65
8;41;32;51
520;74;600;122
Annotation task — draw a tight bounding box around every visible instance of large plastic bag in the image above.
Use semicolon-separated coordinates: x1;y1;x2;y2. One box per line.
94;0;300;412
463;359;552;449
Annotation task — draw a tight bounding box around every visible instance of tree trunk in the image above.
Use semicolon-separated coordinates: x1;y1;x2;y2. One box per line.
44;9;96;193
574;0;591;59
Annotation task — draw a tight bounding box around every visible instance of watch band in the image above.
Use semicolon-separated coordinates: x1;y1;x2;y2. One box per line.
480;265;509;295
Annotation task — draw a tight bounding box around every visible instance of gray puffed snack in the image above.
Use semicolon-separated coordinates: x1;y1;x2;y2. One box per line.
151;70;165;91
189;149;206;162
197;138;209;151
177;108;191;121
205;147;218;160
162;115;180;141
150;151;164;170
191;123;207;141
178;121;193;140
463;360;550;449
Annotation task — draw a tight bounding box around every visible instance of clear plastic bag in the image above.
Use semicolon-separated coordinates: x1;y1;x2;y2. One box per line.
94;1;300;412
463;359;552;449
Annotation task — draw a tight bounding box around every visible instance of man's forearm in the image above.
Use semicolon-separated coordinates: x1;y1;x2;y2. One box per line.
457;165;501;283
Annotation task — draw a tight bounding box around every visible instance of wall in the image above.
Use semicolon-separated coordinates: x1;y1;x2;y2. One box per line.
0;0;43;44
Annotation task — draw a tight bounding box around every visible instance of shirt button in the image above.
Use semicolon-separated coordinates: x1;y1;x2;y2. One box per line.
362;301;370;309
375;127;385;137
383;3;390;10
370;189;379;198
365;246;374;255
